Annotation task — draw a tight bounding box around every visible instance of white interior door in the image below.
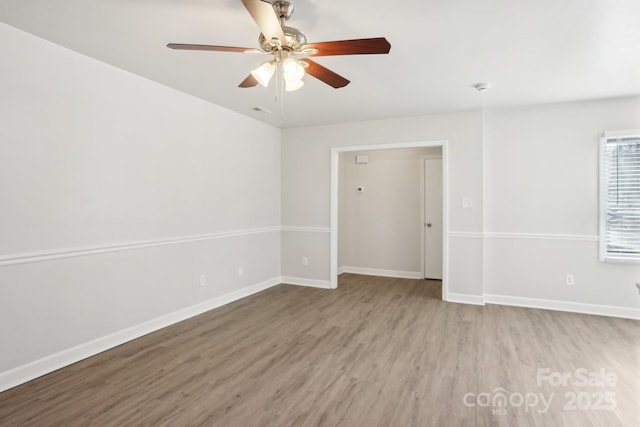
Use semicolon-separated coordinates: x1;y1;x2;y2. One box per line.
424;158;443;279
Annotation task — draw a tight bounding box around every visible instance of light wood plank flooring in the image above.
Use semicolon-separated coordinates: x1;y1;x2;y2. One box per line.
0;274;638;426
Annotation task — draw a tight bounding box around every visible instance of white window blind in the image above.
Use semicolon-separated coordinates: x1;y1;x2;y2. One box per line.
600;133;640;262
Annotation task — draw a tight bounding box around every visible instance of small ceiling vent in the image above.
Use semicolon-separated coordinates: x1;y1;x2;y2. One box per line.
474;82;492;93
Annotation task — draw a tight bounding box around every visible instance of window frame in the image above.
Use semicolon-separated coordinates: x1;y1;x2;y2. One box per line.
599;130;640;263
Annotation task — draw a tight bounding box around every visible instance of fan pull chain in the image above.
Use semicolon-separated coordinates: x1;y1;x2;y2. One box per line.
280;65;285;126
272;62;284;126
274;63;280;104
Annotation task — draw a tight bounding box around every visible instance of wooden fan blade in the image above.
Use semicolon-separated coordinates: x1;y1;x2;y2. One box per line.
301;59;350;89
167;43;253;53
303;37;391;56
239;74;259;88
241;0;287;47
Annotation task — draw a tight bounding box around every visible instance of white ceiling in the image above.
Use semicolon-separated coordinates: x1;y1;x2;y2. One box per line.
1;0;639;128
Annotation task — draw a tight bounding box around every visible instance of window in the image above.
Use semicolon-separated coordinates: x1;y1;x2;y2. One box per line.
599;131;640;262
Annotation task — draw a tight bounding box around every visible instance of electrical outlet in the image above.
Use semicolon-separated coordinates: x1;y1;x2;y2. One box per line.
199;274;206;288
302;256;309;266
237;267;243;277
565;274;574;286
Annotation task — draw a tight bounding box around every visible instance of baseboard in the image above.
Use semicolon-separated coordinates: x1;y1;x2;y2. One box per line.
280;276;332;289
484;294;640;320
445;292;640;319
446;292;485;306
339;266;423;280
0;277;281;393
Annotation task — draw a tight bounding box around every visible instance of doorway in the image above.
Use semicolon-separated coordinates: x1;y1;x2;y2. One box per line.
422;156;443;280
330;140;449;300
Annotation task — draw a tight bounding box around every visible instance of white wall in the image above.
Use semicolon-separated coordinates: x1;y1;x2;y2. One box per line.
281;111;484;296
484;97;640;312
338;147;441;277
0;23;281;384
281;97;640;316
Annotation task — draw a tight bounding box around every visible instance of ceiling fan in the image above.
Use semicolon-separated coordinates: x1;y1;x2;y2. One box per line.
167;0;391;91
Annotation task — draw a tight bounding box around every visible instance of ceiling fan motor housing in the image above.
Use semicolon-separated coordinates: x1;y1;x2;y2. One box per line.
259;26;307;52
258;1;306;52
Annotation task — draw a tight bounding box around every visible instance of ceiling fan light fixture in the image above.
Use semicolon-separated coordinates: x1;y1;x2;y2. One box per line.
285;78;304;92
251;61;275;87
283;58;305;82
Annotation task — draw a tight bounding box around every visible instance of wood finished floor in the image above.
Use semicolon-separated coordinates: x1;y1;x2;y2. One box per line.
0;274;638;426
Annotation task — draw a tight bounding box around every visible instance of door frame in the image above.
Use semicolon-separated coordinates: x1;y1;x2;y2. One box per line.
330;140;449;301
420;155;444;280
